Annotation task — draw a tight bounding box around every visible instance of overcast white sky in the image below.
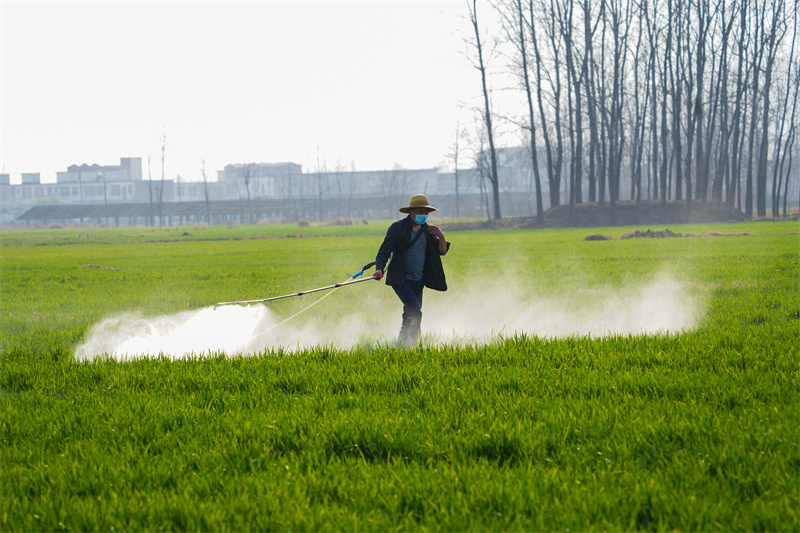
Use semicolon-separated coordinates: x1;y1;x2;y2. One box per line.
1;0;514;184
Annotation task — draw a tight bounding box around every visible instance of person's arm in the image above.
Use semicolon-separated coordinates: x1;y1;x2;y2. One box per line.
374;222;401;278
427;225;449;255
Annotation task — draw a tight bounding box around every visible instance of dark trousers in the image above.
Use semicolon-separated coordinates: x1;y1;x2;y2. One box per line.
393;278;424;347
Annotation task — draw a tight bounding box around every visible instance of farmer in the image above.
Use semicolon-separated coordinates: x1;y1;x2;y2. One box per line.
374;194;450;347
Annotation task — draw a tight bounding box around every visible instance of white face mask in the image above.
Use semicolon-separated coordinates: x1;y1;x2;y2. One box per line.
414;214;429;225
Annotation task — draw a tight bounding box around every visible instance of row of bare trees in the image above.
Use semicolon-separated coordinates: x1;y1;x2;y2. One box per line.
468;0;799;222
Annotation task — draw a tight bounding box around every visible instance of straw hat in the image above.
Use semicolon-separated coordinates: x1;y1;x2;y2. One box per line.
399;194;438;213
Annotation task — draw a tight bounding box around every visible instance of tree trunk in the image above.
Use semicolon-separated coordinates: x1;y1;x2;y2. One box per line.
515;0;544;223
529;0;559;210
758;0;784;217
469;0;502;219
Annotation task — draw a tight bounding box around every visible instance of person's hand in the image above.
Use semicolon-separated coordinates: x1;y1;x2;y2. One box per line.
427;225;445;239
374;270;384;280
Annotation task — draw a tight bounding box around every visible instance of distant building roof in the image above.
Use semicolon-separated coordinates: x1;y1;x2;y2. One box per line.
67;163;104;172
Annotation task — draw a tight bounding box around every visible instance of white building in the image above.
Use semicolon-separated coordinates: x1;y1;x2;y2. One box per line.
4;150;554;225
55;157;147;204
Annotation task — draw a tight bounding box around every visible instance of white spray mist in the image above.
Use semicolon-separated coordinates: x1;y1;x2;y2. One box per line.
425;271;703;343
74;271;703;360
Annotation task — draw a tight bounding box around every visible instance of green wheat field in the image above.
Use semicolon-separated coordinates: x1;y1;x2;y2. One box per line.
1;220;798;531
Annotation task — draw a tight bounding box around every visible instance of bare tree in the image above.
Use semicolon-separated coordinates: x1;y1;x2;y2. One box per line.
596;0;610;206
499;0;545;222
528;0;561;209
555;0;584;222
643;0;661;202
378;165;413;218
468;0;502;219
676;0;702;216
744;0;768;217
629;0;654;215
243;163;254;223
201;159;212;225
314;154;328;222
774;16;799;216
690;0;711;209
545;0;567;208
698;0;727;206
785;92;799;216
449;122;468;218
157;132;166;226
671;0;686;205
727;0;750;214
658;0;672;219
582;0;601;203
756;0;789;216
602;0;634;223
711;0;739;204
480;0;798;223
475;138;493;220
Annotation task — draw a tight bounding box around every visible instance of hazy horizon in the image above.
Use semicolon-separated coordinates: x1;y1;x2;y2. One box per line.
2;1;515;185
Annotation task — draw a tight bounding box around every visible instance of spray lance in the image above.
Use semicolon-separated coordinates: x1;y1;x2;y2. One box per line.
214;261;381;310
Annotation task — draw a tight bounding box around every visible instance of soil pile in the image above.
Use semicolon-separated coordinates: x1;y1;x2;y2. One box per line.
620;229;683;239
443;199;748;231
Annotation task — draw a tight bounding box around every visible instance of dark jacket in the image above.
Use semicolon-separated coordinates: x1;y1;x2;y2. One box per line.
375;216;450;291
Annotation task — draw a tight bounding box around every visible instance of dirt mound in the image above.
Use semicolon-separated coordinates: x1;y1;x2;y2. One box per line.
620;229;682;239
442;199;748;231
586;228;751;240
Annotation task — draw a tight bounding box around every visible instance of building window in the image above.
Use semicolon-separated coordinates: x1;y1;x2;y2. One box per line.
61;187;70;197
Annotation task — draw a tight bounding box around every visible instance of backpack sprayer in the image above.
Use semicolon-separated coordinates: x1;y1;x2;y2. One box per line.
213;261;380;310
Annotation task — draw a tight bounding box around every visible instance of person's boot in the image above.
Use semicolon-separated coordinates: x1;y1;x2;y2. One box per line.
398;308;422;347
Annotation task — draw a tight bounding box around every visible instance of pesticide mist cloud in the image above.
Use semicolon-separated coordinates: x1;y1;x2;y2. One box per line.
74;272;704;360
73;306;276;361
426;271;703;342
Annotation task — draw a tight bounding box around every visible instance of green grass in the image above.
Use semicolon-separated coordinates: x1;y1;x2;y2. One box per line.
0;220;387;247
1;220;798;531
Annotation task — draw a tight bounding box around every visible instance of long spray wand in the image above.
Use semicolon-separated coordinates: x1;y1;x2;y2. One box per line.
214;262;378;310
